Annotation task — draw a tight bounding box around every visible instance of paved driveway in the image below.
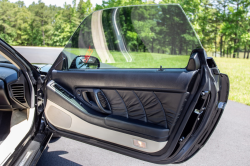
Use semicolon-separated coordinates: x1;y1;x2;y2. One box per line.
36;101;250;166
13;46;63;64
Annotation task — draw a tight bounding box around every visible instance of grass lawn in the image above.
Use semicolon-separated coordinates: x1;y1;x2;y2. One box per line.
65;48;250;105
64;48;189;68
214;57;250;106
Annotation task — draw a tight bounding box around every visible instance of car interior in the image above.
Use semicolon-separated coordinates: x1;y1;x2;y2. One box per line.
0;52;35;163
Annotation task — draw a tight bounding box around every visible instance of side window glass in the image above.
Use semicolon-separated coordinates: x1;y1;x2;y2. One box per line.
63;4;202;69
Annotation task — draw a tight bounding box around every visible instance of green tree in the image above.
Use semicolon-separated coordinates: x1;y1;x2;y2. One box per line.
77;0;93;20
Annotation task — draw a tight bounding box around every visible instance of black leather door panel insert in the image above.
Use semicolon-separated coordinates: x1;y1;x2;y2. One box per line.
47;81;170;141
116;90;147;122
102;90;128;118
134;91;168;128
101;89;189;130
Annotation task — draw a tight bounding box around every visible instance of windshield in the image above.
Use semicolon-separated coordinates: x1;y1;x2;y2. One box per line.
62;4;202;68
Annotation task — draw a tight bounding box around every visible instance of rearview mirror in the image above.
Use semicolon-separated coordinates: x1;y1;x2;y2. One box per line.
70;56;100;69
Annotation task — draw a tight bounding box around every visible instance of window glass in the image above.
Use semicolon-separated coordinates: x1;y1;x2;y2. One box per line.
0;53;9;62
62;4;202;69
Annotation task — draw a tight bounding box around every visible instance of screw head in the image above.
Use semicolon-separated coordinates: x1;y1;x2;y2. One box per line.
77;90;81;96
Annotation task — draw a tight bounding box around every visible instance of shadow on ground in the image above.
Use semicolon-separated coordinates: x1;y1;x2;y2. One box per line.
37;146;81;166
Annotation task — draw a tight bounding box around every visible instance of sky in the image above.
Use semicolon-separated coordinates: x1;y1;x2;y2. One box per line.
9;0;104;7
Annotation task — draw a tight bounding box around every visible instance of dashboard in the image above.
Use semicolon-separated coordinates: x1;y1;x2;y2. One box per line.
0;63;30;111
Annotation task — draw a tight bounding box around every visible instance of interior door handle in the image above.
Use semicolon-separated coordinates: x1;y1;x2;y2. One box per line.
76;88;111;114
93;89;112;114
82;91;90;103
80;90;100;111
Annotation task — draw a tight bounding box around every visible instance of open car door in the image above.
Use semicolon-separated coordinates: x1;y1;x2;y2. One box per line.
43;4;229;164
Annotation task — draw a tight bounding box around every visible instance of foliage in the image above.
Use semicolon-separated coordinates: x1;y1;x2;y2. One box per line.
0;0;250;58
0;0;86;46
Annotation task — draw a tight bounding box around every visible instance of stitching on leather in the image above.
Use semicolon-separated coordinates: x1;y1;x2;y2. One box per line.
153;92;168;129
115;90;129;118
133;91;147;123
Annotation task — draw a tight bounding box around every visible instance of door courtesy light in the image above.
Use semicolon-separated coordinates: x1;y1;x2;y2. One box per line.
133;139;146;148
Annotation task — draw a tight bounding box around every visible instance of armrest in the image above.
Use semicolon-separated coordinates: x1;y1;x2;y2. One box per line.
105;115;169;140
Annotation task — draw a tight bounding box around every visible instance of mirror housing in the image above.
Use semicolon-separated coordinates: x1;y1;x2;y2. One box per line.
70;56;100;69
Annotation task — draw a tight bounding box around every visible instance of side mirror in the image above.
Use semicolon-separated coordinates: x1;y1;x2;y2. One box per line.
70;56;100;69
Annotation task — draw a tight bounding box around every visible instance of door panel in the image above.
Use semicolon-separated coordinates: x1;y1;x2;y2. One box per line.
45;69;198;144
45;100;168;153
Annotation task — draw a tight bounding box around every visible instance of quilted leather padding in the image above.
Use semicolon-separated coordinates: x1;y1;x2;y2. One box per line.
97;91;110;110
101;89;188;130
154;92;189;129
117;90;147;122
134;91;168;128
102;90;128;118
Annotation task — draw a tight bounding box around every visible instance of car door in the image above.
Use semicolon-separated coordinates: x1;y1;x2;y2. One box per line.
43;4;229;164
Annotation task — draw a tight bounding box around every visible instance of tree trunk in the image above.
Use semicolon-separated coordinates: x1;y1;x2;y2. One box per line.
223;38;226;57
234;3;239;59
186;42;188;55
233;38;237;58
42;20;45;46
151;40;154;53
237;47;239;58
179;37;182;55
214;40;217;57
244;45;247;59
220;35;223;57
136;37;138;52
247;48;250;59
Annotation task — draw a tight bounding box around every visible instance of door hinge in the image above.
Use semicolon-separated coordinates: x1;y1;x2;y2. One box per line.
194;91;210;115
194;108;205;115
